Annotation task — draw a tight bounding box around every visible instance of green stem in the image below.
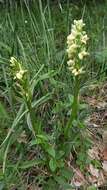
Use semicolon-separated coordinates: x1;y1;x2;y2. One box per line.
30;108;37;137
27;99;37;137
65;76;80;137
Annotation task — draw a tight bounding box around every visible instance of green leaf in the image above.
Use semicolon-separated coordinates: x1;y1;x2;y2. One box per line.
31;70;56;95
62;183;73;190
62;143;72;157
54;175;66;185
43;179;58;190
27;113;32;130
68;94;74;105
30;138;42;146
87;186;97;190
56;150;65;159
0;182;5;190
32;93;52;108
0;102;8;119
0;170;3;181
47;146;55;158
78;122;85;128
30;134;51;146
60;167;73;180
0;42;11;54
52;101;64;114
36;134;49;141
54;176;73;189
57;159;65;168
49;158;57;172
0;104;26;148
19;159;44;169
91;159;102;169
79;103;88;110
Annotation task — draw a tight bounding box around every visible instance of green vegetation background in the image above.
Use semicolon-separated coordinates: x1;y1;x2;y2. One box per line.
0;0;107;189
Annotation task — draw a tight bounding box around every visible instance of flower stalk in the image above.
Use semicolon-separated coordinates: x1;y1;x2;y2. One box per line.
10;57;36;136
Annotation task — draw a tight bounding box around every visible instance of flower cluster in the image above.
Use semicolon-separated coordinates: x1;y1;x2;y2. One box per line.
67;19;89;76
10;57;30;102
10;57;27;81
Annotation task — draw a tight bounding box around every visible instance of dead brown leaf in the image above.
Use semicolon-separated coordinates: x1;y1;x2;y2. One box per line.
102;148;107;160
70;168;86;187
88;146;101;160
89;164;99;178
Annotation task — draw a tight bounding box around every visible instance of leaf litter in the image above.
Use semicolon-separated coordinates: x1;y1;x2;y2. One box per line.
68;82;107;189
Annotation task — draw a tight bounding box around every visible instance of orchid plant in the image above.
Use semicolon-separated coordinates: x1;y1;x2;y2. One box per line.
8;19;90;189
65;19;89;136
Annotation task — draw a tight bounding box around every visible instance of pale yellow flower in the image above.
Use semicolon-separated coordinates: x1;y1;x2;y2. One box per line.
71;28;78;38
16;69;26;80
67;60;75;66
67;34;75;43
72;68;78;76
78;67;84;74
78;50;89;60
10;57;17;67
67;44;78;58
81;34;89;44
71;67;84;76
74;19;85;30
10;57;17;63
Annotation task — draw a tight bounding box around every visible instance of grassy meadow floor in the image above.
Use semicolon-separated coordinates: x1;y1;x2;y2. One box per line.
0;0;107;189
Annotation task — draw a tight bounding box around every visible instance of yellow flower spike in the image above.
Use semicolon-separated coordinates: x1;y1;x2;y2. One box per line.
10;57;27;81
65;20;89;137
67;19;89;76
